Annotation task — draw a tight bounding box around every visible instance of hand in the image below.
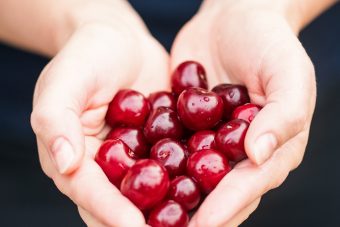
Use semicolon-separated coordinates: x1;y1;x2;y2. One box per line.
171;0;316;226
30;1;169;226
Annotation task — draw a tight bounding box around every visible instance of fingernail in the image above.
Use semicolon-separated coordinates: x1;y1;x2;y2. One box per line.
253;133;277;165
50;137;75;174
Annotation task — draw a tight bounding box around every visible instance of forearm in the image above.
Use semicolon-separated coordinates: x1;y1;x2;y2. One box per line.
0;0;143;56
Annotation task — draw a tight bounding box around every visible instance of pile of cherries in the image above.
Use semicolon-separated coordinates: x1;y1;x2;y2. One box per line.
95;61;261;227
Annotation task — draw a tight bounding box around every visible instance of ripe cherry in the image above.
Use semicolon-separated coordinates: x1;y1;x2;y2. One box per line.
215;119;249;162
95;139;136;187
187;149;231;194
168;176;201;211
188;130;216;154
171;61;208;96
106;127;149;158
149;91;177;110
120;159;170;211
150;139;187;178
212;84;250;119
148;200;189;227
177;87;223;131
106;89;150;127
144;107;184;144
232;103;261;123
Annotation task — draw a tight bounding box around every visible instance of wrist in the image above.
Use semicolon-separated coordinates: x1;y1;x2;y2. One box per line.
53;0;147;53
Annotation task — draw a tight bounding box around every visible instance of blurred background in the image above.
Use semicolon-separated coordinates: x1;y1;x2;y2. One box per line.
0;1;339;226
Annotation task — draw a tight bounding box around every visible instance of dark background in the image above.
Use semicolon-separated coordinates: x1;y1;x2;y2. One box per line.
0;1;339;226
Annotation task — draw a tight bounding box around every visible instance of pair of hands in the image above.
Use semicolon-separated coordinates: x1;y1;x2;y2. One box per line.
30;0;316;226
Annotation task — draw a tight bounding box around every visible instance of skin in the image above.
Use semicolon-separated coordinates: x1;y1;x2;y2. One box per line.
0;0;337;226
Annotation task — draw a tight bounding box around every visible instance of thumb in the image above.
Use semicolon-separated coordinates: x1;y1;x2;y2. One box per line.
31;63;85;175
245;40;316;165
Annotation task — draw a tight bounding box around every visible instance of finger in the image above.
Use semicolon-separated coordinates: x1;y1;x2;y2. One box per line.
245;36;316;165
189;132;307;227
31;25;140;174
78;207;108;227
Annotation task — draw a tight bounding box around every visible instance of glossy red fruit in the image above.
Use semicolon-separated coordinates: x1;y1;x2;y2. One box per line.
212;84;250;119
187;149;231;194
149;91;177;110
106;127;149;158
148;200;189;227
95;139;136;187
106;89;150;127
150;139;187;178
144;107;184;144
121;159;170;211
168;176;201;211
171;61;208;95
215;119;249;162
232;103;261;123
177;87;223;131
188;130;216;154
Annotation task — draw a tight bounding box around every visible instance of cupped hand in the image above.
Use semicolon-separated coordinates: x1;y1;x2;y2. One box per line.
171;1;316;226
30;2;169;226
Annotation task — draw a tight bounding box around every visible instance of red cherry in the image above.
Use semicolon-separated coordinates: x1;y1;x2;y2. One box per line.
232;103;261;123
120;159;170;211
147;200;189;227
171;61;208;95
95;139;136;187
149;91;177;110
144;107;184;144
215;119;249;162
150;139;187;178
177;88;223;131
106;127;149;158
187;149;231;194
168;176;201;211
188;130;216;154
105;89;150;127
212;84;250;119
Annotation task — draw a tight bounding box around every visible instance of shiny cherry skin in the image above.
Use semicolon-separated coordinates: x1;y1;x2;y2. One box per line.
215;119;249;162
106;127;149;158
144;107;184;144
105;89;150;127
95;139;136;187
212;84;250;119
171;61;208;95
177;87;223;131
187;149;231;194
188;130;216;154
147;200;189;227
150;138;187;178
148;91;177;110
120;159;170;211
168;176;201;211
232;103;262;123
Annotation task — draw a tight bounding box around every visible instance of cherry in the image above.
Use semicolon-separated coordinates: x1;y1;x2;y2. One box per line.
148;200;189;227
215;119;249;162
149;91;177;110
168;176;201;211
120;159;170;211
144;107;184;144
150;138;187;178
177;87;223;131
232;103;261;123
171;61;208;95
106;127;149;158
105;89;150;127
212;84;250;119
187;149;231;194
95;139;136;187
188;130;216;154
